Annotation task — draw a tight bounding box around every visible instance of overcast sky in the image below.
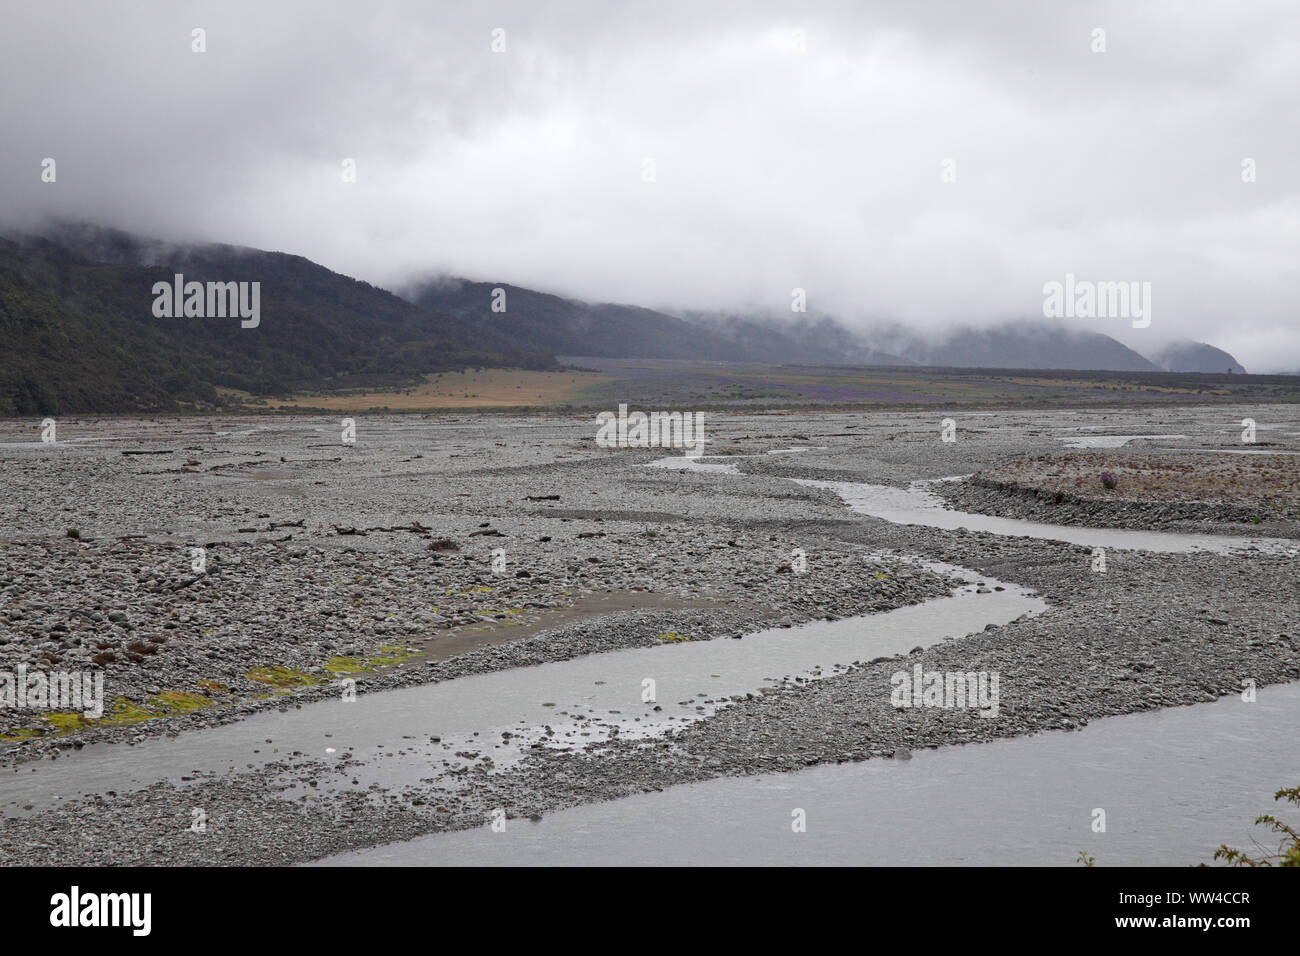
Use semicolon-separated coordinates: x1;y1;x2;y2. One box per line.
2;1;1297;368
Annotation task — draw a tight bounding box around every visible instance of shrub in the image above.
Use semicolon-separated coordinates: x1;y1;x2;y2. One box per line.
1213;785;1300;866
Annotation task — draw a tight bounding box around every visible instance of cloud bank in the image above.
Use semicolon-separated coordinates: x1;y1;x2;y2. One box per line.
2;0;1297;367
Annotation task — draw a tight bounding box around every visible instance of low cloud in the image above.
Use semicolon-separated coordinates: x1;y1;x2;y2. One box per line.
2;0;1296;368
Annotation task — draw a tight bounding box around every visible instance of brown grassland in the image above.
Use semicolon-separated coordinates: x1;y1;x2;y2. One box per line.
263;368;611;411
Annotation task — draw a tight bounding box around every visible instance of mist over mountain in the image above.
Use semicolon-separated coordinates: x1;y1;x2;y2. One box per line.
407;272;1248;374
674;310;913;366
404;277;732;361
0;221;1254;414
865;320;1162;372
405;277;911;365
0;226;553;415
1149;340;1248;374
3;3;1296;371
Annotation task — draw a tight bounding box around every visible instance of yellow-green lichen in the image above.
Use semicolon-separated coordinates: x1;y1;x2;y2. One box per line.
42;711;95;733
246;666;323;689
325;655;375;676
102;697;158;726
152;691;212;715
0;727;44;742
373;644;421;665
18;691;213;739
326;644;422;676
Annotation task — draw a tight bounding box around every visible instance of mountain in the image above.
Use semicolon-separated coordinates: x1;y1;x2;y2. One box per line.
871;320;1161;372
677;310;913;366
404;277;726;359
0;226;554;414
404;277;912;365
3;222;1247;417
408;277;1184;372
1148;340;1247;374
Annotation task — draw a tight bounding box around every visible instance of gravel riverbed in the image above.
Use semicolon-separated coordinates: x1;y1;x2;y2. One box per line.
2;403;1298;864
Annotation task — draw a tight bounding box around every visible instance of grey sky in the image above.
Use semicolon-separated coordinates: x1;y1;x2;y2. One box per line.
2;0;1297;368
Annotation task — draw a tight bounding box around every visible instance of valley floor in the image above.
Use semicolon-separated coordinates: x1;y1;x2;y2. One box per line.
1;404;1297;865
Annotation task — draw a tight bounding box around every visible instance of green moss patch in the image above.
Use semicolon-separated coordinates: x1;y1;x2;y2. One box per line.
153;691;212;715
5;691;217;740
373;644;422;665
325;655;375;676
0;727;44;742
326;644;422;676
246;666;323;689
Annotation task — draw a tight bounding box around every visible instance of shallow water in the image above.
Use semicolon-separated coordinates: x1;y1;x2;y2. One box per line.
1059;434;1187;449
796;478;1295;554
643;454;738;474
8;421;1294;863
1;563;1044;813
315;681;1300;867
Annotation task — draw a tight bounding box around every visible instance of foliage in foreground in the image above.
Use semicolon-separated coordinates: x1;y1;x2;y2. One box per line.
1212;785;1300;866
